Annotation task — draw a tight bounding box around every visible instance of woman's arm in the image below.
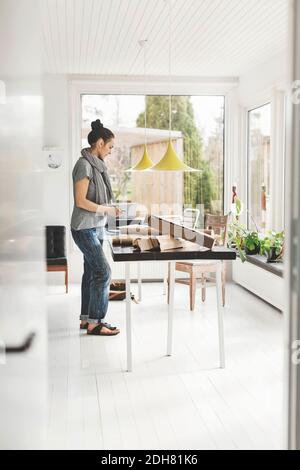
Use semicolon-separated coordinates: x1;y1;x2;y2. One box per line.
75;178;121;216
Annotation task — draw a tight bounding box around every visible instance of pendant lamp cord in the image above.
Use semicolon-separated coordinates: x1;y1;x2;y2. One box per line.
168;0;172;141
139;39;148;147
144;40;147;147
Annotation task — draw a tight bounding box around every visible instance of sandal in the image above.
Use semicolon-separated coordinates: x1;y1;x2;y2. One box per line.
81;321;116;331
101;322;117;331
87;323;120;336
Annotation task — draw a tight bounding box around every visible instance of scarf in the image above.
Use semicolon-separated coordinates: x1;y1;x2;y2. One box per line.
81;148;114;204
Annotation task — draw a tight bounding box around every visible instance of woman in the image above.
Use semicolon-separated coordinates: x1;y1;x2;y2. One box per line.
71;119;122;336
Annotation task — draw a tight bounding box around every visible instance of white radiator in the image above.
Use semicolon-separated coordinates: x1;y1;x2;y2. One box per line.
232;258;284;310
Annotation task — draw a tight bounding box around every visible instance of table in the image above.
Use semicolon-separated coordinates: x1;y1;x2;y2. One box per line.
109;242;236;372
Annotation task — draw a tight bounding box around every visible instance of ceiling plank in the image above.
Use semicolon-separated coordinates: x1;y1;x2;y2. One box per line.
41;0;289;77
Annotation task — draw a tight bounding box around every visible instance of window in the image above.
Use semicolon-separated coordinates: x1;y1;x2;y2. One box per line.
81;94;224;215
247;103;271;232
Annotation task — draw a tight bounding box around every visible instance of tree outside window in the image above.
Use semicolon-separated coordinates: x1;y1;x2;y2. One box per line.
81;94;224;217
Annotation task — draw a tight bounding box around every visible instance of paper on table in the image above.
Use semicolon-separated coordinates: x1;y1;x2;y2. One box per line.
120;224;159;236
112;234;185;251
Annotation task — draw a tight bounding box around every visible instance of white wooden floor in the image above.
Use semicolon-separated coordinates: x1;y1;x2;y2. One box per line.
47;281;284;450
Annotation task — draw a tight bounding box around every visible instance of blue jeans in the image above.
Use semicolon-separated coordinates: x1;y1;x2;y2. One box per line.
71;227;111;324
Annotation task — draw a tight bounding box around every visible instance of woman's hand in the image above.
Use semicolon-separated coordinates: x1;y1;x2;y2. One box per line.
105;206;123;217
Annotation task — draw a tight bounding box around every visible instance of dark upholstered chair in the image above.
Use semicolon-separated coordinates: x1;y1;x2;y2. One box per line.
46;226;68;293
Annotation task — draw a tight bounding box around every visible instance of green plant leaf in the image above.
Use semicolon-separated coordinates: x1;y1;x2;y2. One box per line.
236;198;241;215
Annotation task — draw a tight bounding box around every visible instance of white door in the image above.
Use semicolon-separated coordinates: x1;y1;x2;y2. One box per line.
0;0;47;450
285;0;300;451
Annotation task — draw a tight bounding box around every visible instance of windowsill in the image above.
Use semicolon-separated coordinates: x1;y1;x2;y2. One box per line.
240;253;284;278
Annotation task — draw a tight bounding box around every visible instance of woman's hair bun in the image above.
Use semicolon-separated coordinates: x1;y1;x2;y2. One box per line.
87;119;114;145
91;119;104;131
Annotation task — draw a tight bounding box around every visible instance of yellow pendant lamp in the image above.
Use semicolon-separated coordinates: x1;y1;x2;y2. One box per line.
130;144;153;171
150;0;199;173
126;39;154;172
151;140;198;171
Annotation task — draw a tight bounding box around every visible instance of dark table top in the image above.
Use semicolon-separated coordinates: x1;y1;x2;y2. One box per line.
109;240;237;262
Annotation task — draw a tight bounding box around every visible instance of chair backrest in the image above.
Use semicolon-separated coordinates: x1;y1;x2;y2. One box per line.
46;226;66;259
204;214;229;246
183;208;200;230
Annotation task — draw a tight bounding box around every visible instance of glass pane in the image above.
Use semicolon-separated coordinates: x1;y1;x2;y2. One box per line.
248;103;271;232
82;94;144;202
81;94;224;217
186;96;224;215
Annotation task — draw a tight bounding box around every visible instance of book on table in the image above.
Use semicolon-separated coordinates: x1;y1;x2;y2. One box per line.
112;234;184;252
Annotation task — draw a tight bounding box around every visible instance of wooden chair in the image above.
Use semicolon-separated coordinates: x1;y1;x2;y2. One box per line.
46;225;68;293
168;214;229;311
162;208;200;294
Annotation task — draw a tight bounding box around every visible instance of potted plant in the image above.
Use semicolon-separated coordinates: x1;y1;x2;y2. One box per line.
228;197;248;262
244;231;261;255
227;219;247;262
260;231;284;263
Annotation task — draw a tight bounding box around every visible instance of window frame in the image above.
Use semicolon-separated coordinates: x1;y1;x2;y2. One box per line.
69;78;233;252
246;101;272;231
80;92;226;210
241;89;286;234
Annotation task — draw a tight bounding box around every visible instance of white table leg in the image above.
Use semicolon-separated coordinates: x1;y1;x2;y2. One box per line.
167;261;175;356
125;262;132;372
216;260;225;368
163;263;168;295
137;262;142;302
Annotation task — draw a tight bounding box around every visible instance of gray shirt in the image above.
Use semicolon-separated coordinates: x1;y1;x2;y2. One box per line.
71;157;108;230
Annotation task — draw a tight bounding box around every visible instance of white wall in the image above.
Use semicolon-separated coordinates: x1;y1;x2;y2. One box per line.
43;75;70;227
238;51;288;106
43;74;83;284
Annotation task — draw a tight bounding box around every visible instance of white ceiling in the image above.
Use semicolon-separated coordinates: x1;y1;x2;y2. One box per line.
41;0;288;77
